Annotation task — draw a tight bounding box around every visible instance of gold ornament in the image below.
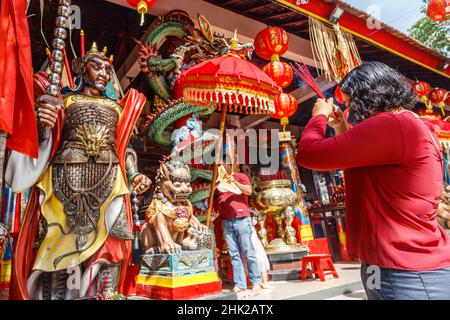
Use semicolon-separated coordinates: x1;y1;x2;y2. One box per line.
173;218;190;233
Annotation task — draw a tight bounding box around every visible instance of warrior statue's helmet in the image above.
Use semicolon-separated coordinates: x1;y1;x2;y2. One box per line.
72;42;113;76
71;42;114;92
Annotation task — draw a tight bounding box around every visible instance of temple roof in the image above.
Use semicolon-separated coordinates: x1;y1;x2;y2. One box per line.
205;0;450;89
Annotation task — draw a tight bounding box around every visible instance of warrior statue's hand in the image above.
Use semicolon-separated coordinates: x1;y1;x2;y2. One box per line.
36;95;62;129
132;174;152;195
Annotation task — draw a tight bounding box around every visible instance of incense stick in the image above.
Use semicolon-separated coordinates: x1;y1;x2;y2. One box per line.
291;61;325;99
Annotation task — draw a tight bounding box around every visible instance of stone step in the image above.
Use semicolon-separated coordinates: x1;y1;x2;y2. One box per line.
284;280;364;300
326;289;367;300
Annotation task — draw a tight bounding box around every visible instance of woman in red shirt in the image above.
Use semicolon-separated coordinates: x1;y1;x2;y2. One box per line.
297;62;450;300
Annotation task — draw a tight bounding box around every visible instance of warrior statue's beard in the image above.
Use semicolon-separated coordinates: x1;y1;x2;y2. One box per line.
84;76;107;92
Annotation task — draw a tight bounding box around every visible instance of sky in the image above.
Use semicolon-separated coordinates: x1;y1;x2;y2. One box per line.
344;0;427;34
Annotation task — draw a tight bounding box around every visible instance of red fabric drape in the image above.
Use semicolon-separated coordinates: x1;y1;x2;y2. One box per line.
115;89;147;295
0;0;38;158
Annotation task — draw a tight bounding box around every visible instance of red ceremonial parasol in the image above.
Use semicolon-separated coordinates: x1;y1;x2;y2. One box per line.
180;33;280;226
181;56;278;115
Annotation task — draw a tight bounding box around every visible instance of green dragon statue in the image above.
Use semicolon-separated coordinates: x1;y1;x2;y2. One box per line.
136;10;254;209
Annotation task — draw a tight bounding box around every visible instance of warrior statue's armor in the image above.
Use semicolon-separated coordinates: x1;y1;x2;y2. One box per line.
50;95;132;264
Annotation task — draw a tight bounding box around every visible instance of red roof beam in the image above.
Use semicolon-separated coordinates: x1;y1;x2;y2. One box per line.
276;0;450;78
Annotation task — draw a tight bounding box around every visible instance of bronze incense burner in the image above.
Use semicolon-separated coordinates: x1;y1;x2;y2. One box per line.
253;179;304;253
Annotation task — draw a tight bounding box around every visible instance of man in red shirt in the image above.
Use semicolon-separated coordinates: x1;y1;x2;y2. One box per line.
216;165;262;292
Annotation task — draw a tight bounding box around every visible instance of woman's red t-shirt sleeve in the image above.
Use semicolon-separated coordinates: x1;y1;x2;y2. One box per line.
297;114;404;171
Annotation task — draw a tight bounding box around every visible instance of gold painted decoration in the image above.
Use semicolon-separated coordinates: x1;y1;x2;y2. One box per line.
173;218;190;233
197;14;215;42
76;123;110;157
309;17;362;83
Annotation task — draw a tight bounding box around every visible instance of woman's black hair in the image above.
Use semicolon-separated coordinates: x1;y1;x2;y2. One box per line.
339;61;418;125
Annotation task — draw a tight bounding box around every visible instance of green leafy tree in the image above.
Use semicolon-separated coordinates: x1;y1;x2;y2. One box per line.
408;0;450;57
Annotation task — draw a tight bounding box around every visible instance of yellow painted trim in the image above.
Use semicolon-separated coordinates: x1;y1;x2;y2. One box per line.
136;272;220;288
33;166;129;272
275;0;450;79
63;94;123;116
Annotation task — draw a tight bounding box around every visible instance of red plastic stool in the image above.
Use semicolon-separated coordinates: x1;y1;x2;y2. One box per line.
300;254;339;281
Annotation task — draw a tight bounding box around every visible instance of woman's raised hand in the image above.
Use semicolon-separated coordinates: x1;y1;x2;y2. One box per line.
328;106;345;128
312;98;334;117
312;98;348;135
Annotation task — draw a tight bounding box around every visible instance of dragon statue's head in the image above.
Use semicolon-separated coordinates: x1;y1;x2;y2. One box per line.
170;114;218;164
154;158;193;205
232;42;255;61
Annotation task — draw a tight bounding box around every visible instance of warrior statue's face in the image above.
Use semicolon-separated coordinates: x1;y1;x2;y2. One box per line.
84;57;111;92
162;167;193;204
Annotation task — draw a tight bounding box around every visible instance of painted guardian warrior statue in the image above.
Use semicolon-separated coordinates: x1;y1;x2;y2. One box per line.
6;43;151;300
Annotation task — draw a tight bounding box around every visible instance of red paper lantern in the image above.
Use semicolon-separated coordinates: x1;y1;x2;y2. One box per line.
429;88;447;104
263;61;293;88
429;87;448;115
254;26;290;61
127;0;157;25
412;81;431;96
427;0;450;21
412;80;432;104
271;93;298;125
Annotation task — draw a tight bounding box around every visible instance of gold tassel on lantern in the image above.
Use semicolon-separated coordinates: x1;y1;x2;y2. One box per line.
137;1;148;26
280;117;289;132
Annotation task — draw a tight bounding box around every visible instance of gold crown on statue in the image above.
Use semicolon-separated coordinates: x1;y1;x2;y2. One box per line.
72;42;114;75
83;42;111;60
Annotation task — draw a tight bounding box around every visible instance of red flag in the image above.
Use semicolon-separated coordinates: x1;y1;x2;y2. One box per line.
0;0;38;158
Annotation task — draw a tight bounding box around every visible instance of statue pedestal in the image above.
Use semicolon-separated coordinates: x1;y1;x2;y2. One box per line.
136;249;222;300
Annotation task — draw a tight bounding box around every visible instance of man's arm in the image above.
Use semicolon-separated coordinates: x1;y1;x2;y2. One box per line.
228;174;252;196
234;180;252;196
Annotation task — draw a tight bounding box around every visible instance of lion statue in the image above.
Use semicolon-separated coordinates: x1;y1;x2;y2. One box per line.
140;159;211;254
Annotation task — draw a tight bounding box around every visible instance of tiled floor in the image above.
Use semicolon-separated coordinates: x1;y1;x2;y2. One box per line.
326;290;367;300
226;262;364;300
